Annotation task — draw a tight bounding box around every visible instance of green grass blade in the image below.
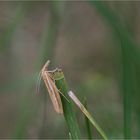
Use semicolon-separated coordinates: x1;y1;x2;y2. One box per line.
54;71;81;139
68;91;108;140
84;98;93;139
89;2;140;138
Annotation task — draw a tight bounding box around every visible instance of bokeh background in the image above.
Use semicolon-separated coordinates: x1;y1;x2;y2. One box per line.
0;1;140;139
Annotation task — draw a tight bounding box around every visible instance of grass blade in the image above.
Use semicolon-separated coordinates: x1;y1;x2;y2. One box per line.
89;1;140;138
84;98;93;139
68;91;108;140
54;71;81;139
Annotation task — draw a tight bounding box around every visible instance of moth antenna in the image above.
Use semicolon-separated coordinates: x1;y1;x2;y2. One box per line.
36;70;42;95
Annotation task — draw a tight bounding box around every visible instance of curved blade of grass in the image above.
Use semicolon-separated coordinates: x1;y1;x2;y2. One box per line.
68;91;108;140
89;2;140;138
54;71;81;139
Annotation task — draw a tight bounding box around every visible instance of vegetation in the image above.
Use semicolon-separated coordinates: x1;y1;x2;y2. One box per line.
0;1;140;139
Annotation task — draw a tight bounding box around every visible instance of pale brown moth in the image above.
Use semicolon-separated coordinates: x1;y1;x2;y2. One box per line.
37;60;63;114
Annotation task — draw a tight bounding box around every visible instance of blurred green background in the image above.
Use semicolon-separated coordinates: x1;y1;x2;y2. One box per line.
0;1;140;139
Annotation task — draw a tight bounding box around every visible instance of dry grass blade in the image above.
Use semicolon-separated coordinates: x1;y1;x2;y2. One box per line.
68;91;108;140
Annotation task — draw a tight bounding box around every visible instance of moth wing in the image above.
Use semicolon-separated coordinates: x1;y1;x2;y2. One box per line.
42;71;63;114
49;77;63;114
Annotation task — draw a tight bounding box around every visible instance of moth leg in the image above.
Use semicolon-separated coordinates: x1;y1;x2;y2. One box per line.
47;72;55;81
47;73;70;103
57;89;70;103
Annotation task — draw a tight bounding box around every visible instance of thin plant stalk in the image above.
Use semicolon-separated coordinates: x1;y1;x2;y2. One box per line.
84;98;93;139
89;1;140;138
54;71;81;139
68;91;108;140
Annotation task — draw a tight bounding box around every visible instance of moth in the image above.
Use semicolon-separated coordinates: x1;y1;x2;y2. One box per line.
36;60;63;114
